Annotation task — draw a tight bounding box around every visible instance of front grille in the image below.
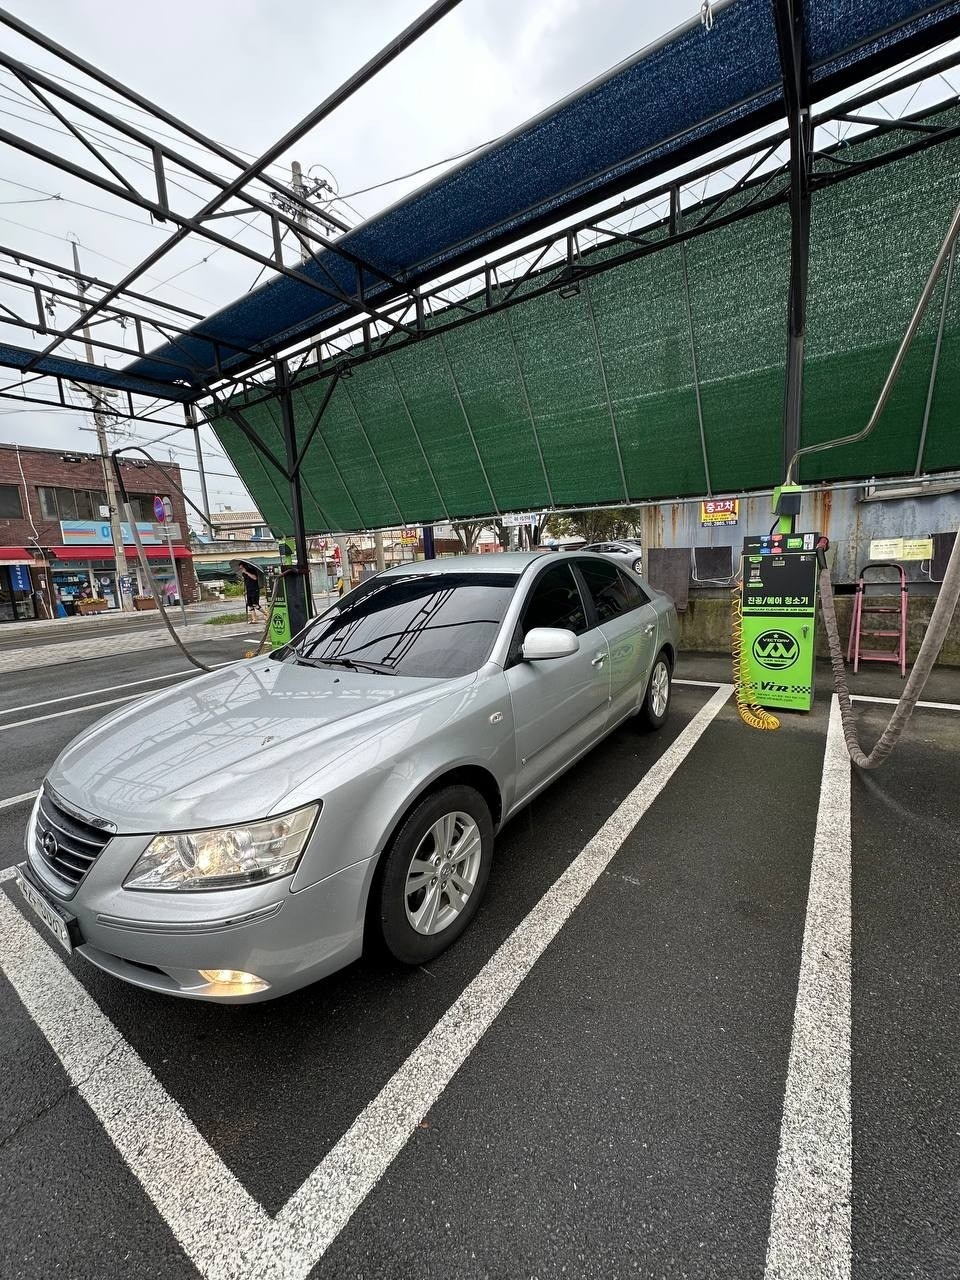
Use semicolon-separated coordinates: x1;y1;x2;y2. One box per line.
35;790;111;891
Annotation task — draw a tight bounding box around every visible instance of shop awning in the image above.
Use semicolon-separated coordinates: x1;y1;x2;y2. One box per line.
0;546;35;564
48;545;193;561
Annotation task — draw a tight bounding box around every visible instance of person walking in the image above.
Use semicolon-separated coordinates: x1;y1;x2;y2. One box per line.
232;560;265;623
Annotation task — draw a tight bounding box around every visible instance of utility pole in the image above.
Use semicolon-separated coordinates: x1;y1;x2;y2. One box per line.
291;161;311;266
71;240;133;611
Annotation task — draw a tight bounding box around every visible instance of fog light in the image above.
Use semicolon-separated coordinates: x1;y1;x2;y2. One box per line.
197;968;268;994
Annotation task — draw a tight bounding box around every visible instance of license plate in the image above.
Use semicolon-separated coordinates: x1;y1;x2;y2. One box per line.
15;868;75;953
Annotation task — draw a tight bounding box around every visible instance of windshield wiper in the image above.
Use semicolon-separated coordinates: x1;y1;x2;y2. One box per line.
294;654;395;674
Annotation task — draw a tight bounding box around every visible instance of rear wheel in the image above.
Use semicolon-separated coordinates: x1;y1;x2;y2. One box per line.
638;652;671;730
631;557;643;574
376;784;493;964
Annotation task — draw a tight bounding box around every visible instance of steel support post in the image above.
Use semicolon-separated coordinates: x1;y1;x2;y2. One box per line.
775;0;813;480
278;361;313;631
422;525;436;559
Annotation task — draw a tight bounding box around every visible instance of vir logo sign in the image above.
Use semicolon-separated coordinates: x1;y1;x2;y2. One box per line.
752;629;800;670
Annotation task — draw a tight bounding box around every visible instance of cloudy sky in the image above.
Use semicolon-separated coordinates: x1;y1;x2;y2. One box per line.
0;0;701;517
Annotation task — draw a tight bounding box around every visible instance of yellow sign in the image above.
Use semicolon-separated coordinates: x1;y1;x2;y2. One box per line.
902;537;933;561
869;537;903;559
700;498;739;526
869;537;934;561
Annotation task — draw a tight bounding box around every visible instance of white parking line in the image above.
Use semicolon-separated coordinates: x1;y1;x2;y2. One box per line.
0;661;243;732
0;684;732;1280
0;668;203;716
0;791;38;811
851;693;960;712
764;696;851;1280
0;693;148;732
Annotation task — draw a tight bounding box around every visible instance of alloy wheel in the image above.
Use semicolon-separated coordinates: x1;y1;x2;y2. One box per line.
404;811;483;936
651;660;670;719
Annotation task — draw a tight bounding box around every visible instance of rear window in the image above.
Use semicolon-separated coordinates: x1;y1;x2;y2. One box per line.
286;572;519;678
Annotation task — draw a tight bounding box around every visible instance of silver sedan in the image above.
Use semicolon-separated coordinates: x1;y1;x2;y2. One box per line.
580;540;644;575
18;552;680;1003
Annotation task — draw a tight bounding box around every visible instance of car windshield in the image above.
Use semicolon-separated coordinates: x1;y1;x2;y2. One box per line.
279;572;519;679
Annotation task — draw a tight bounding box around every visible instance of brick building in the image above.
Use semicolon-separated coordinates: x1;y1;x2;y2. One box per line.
0;443;197;622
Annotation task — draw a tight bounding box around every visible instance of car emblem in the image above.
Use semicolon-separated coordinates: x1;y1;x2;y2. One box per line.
41;830;58;858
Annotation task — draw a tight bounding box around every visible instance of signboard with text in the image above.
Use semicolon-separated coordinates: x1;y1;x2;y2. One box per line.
868;536;934;561
60;520;181;546
500;512;542;527
701;498;738;526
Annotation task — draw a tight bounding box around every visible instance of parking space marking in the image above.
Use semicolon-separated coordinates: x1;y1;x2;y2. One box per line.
765;696;851;1280
0;693;150;732
0;685;732;1280
0;669;205;716
0;791;37;811
851;694;960;712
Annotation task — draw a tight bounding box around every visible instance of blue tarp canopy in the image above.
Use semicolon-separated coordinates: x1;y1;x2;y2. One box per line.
5;0;960;398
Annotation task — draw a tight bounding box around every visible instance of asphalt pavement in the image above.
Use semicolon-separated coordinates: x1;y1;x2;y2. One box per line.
0;640;958;1280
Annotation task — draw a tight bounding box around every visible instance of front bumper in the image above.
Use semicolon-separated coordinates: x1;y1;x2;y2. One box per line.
24;797;375;1002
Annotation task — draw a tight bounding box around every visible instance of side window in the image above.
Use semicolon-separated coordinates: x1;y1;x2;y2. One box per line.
577;558;633;624
521;563;587;636
616;567;650;608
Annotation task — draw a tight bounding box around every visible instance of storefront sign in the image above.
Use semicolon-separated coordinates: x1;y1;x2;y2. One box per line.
8;564;31;593
60;520;181;545
701;498;739;526
399;529;419;545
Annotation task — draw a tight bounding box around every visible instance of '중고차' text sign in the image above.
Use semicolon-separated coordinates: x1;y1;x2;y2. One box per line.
701;498;738;526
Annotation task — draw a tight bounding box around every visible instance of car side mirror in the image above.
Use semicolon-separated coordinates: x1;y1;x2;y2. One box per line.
520;627;580;660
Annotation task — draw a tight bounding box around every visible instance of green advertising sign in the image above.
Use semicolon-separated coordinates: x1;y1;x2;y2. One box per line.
269;575;292;648
739;534;820;712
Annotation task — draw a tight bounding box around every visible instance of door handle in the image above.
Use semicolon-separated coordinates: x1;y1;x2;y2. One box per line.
642;624;655;635
591;652;606;666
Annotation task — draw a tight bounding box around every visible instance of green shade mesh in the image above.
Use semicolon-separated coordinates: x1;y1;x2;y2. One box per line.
211;106;960;534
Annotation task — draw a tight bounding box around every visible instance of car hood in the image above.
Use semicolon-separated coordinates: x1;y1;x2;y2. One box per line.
49;659;473;832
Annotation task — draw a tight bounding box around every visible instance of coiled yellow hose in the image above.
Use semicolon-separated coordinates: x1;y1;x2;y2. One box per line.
731;584;781;731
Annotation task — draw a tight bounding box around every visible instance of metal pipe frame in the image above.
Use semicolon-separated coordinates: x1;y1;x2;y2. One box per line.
0;8;957;531
773;0;813;477
0;0;465;377
207;75;960;417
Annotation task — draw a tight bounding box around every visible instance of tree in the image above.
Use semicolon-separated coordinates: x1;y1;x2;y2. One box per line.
544;508;639;544
451;521;486;553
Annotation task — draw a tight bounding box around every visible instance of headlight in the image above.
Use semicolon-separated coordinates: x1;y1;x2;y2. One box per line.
123;804;319;891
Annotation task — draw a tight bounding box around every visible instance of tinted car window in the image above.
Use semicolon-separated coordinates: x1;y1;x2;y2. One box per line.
521;562;587;635
287;572;518;678
615;567;650;608
577;558;635;623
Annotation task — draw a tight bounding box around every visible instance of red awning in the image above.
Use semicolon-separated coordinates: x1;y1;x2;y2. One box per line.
0;546;33;564
48;546;193;562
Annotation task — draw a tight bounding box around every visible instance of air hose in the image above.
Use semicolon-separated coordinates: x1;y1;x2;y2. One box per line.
730;583;781;731
817;529;960;768
759;196;960;767
124;508;212;673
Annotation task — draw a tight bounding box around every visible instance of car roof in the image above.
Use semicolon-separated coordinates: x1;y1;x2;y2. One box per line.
379;552;547;577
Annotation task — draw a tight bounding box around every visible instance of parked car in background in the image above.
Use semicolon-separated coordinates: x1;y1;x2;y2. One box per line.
580;540;644;575
18;553;679;1004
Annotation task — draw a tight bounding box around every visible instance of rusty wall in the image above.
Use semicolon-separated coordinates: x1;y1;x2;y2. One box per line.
639;485;959;584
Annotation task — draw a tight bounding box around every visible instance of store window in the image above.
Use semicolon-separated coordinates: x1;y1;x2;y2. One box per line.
37;486;109;522
0;484;23;519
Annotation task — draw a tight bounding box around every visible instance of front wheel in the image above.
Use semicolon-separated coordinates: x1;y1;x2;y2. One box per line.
631;557;643;574
638;653;671;730
376;784;493;965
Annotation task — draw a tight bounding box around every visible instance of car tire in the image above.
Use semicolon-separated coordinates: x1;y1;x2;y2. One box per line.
375;784;494;965
638;652;671;731
631;557;643;573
